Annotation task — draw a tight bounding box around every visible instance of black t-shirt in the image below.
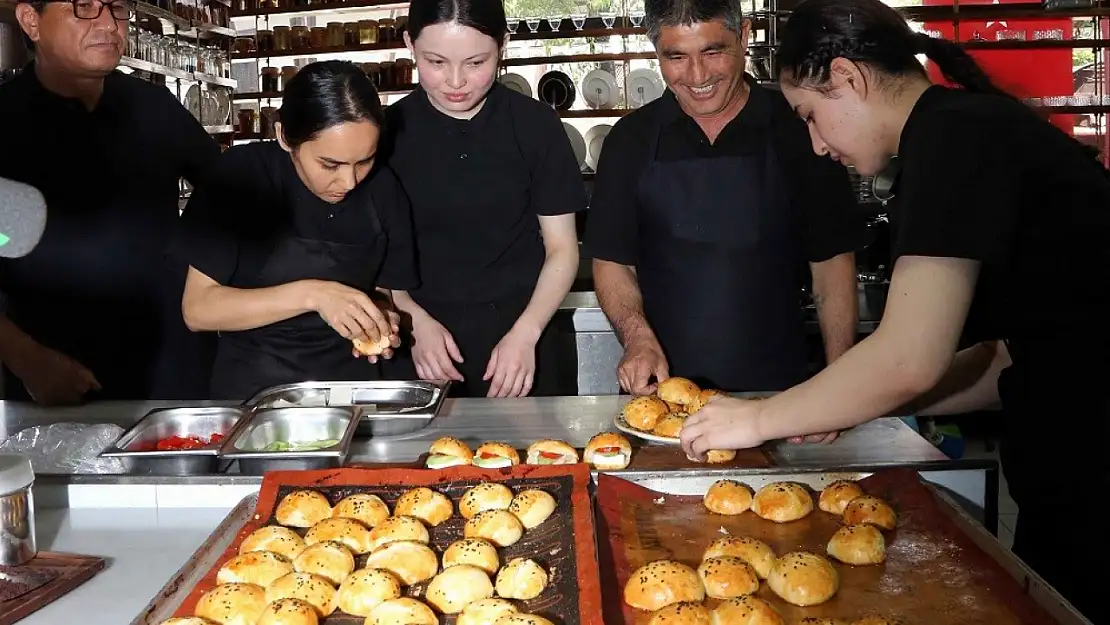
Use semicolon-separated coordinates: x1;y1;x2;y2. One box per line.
0;67;219;400
177;141;418;292
891;85;1110;358
585;78;864;267
385;84;588;302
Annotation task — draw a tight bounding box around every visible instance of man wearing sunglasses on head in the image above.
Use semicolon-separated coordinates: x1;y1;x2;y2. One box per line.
0;0;219;404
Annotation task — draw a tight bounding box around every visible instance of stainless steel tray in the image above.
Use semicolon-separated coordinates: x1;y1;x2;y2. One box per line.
100;406;245;475
218;406;360;475
242;380;449;417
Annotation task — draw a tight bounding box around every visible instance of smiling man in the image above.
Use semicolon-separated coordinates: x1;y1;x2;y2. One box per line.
586;0;865;398
0;0;218;404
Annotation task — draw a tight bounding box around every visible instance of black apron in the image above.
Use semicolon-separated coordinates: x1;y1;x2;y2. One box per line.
210;212;388;401
636;123;808;392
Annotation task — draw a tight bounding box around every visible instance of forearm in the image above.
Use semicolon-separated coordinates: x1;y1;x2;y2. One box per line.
593;259;656;345
390;290;431;325
908;341;1009;416
183;281;315;332
0;314;41;374
756;329;939;441
811;253;859;363
514;245;578;340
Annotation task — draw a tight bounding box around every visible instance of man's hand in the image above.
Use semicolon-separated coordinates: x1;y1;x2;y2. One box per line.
617;335;669;395
787;432;841;444
11;344;100;406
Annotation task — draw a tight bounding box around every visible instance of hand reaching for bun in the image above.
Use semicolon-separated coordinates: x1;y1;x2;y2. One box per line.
680;395;767;459
618;334;670;395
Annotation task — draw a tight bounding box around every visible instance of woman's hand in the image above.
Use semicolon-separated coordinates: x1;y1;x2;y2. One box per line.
410;313;465;382
351;309;404;363
306;280;393;343
680;395;768;460
484;326;539;398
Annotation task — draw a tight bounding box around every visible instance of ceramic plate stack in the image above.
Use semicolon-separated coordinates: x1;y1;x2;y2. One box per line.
581;69;618;109
538;70;576;110
627;69;665;108
584;124;612;171
498;72;533;98
563;122;587;171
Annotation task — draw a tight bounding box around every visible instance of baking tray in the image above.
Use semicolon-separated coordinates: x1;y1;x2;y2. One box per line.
218;406;361;475
242;380;449;416
100;406;245;475
595;468;1090;625
131;465;604;625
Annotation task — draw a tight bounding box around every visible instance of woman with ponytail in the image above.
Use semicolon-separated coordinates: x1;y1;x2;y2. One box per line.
680;0;1110;620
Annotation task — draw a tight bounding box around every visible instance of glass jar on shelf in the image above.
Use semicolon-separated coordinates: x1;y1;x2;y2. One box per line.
310;27;327;49
272;26;291;51
378;18;395;43
291;25;310;50
326;22;345;47
344;22;360;46
234;37;256;54
379;60;395;89
257;29;275;53
395;57;413;86
281;66;298;88
358;20;379;44
260;106;279;139
261;66;280;92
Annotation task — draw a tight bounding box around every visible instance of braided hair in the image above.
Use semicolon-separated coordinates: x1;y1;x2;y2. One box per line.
776;0;1011;99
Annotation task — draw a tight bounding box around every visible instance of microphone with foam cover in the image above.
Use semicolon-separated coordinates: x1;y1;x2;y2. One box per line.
0;178;48;259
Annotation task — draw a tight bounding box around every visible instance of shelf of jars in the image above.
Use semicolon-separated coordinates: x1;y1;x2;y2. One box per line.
135;0;235;36
119;55;236;87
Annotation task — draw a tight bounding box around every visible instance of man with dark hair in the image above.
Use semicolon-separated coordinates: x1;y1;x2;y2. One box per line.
586;0;864;410
0;0;218;404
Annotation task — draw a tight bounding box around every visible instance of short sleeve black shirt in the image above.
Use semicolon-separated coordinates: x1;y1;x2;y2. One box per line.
385;84;588;302
890;86;1110;352
0;67;220;400
176;141;418;292
585;76;864;267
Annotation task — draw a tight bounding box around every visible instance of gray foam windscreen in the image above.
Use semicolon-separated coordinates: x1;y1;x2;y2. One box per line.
0;177;47;258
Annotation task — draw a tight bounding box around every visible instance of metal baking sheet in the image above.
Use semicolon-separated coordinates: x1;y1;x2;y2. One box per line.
598;469;1090;625
242;380;450;420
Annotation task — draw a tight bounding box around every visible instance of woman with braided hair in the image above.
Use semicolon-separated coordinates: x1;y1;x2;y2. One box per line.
679;0;1110;620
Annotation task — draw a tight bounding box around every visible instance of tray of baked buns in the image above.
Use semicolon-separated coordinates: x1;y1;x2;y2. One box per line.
133;465;604;625
594;468;1088;625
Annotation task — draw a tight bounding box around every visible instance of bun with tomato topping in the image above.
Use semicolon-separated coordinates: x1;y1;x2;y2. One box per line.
426;436;473;469
525;440;579;465
584;432;632;470
473;442;521;469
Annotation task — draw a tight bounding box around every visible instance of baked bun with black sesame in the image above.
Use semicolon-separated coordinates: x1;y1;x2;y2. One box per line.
275;490;332;528
239;525;306;561
464;509;524;547
703;480;753;515
426;436;474;469
442;538;500;575
195;583;268;625
331;493;390;528
687;388;724;414
265;573;337;618
365;598;438;625
752;482;813;523
584;432;632;470
494;615;555;625
495;557;549;600
767;551;839;607
623;395;670;431
653;413;686;438
335;567;402;617
648;602;712;625
508;489;556;529
304;517;372;555
657;377;701;405
292;541;355;586
363;540;439;586
705;449;737;464
426;564;496;614
256;598;319;625
525;439;579;465
827;524;886;565
368;515;431;552
819;480;865;515
842;495;897;531
460;483;515;519
474;442;521;469
394;487;454;527
458;598;519;625
623;560;705;611
711;596;784;625
217;550;294;587
703;536;776;580
697;556;760;599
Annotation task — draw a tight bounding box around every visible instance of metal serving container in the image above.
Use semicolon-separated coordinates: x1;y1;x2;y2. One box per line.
100;407;245;475
242;380;450;439
218;406;360;475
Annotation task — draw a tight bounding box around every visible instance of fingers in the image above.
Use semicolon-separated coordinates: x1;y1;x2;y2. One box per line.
629;359;655;395
483;350;499;383
521;371;534;397
616;362;633;394
444;332;465;363
386;310;401;334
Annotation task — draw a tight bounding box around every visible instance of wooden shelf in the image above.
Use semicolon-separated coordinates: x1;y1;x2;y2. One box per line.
231;0;404;18
502;52;655;67
963;37;1110;49
118;56;239;88
232;40;406;60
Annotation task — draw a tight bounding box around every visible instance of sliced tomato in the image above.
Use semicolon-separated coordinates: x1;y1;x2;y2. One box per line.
596;446;622;454
478;452;498;460
538;451;563;460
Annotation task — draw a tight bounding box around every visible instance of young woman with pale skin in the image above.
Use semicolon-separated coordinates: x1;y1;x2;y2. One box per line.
176;61;418;400
679;0;1109;620
384;0;586;398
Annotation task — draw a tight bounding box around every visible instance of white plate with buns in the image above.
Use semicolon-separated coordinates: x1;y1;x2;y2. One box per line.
614;413;680;445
